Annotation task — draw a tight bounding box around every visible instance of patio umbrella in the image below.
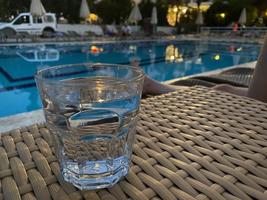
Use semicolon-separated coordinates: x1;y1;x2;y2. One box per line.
128;0;142;24
195;11;203;34
195;11;204;25
150;0;157;25
151;6;158;25
238;8;246;25
80;0;90;19
30;0;46;16
94;0;102;4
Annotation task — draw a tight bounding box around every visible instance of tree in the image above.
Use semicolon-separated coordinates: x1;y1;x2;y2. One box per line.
94;0;132;24
205;0;258;26
0;0;30;20
0;0;266;26
0;0;168;25
254;0;267;12
156;0;169;26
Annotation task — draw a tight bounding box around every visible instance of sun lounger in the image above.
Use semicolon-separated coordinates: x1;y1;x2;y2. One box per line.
0;32;7;42
198;67;253;87
54;31;77;42
85;31;97;38
17;31;37;42
0;28;20;43
170;67;253;88
67;31;85;41
170;78;216;87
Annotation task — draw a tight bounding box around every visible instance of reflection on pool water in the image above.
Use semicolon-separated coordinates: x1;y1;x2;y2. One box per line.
0;40;260;117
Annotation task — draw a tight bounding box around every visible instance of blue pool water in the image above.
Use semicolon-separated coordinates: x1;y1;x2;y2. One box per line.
0;40;260;117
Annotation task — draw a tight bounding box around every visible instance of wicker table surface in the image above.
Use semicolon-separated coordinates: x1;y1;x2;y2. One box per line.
0;86;267;200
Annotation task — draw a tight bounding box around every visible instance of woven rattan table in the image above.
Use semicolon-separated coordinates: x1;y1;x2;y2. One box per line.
0;86;267;200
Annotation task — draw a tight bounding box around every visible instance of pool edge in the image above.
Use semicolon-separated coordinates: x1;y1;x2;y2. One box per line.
0;109;45;133
0;61;256;134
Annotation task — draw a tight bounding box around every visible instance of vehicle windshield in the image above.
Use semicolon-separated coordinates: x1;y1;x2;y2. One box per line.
13;15;30;25
1;17;15;23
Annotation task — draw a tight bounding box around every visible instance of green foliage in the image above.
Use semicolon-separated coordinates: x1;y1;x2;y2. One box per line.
0;0;30;20
180;8;198;24
139;0;169;26
94;0;132;24
205;0;260;26
0;0;265;26
254;0;267;12
205;1;230;26
0;0;130;23
56;0;81;23
156;0;169;26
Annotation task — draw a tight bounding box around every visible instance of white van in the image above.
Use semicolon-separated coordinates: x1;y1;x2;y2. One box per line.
0;12;57;37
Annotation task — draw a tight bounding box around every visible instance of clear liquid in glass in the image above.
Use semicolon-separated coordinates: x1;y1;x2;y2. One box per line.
44;77;140;190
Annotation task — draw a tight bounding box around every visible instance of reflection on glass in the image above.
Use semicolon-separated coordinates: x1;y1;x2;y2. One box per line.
165;45;183;63
81;45;104;55
149;48;156;64
90;45;104;54
229;45;236;53
233;55;241;65
195;58;202;64
129;45;137;53
27;89;39;111
213;54;221;61
16;47;60;62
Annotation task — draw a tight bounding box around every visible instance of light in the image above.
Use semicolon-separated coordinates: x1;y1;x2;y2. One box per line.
220;13;226;18
187;2;211;12
177;57;183;62
214;54;221;60
86;13;99;23
8;15;14;21
236;47;242;52
129;45;137;53
89;13;98;21
173;6;178;13
167;7;178;26
90;45;103;54
97;87;105;102
265;11;267;17
195;58;202;64
165;45;183;63
167;6;187;26
182;8;188;14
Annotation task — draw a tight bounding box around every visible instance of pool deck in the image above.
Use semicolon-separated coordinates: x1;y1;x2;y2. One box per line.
0;60;256;133
0;34;264;47
0;109;45;133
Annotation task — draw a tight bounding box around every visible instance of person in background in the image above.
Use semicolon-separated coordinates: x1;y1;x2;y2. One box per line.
122;24;132;36
233;22;239;33
132;35;267;103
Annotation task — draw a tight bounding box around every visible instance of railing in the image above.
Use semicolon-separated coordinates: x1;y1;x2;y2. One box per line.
200;26;267;37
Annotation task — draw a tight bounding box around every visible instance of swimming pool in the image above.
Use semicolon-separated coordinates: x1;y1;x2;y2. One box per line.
0;40;260;118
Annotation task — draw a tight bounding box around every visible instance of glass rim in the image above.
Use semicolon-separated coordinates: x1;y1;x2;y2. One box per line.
35;63;145;86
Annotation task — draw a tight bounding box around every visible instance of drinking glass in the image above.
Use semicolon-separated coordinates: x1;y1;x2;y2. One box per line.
35;63;144;190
